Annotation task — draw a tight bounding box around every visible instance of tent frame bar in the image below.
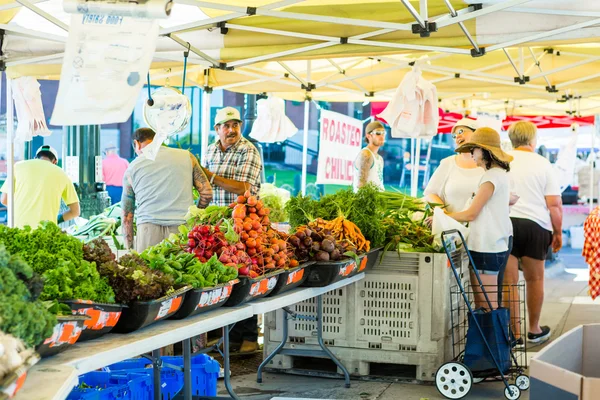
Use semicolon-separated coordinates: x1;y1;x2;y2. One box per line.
530;55;600;80
168;33;220;67
400;0;426;29
442;0;479;52
15;0;68;31
435;0;533;28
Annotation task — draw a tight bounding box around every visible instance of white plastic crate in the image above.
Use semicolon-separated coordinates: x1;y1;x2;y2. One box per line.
263;249;470;381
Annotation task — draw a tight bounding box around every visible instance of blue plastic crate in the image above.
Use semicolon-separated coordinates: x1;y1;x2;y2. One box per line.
161;354;219;397
67;371;152;400
104;362;183;400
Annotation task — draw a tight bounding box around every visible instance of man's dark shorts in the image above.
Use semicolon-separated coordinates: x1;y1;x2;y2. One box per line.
510;217;553;261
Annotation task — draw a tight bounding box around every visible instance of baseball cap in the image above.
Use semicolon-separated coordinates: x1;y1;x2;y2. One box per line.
365;121;385;134
214;107;242;126
35;145;58;160
452;118;478;133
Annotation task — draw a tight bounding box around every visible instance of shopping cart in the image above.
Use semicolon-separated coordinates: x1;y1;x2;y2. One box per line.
435;229;530;400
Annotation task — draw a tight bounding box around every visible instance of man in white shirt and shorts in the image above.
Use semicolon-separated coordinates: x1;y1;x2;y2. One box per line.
504;121;563;345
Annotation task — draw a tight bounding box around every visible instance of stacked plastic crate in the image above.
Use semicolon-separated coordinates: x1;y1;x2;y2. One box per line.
263;249;470;382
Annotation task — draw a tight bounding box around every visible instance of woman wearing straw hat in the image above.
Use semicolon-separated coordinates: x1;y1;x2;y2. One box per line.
447;127;514;309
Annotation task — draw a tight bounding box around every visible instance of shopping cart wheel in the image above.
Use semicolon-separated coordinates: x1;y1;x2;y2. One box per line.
504;384;521;400
515;375;530;391
435;362;473;399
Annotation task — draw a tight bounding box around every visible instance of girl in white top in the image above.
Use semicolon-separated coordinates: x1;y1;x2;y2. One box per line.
447;127;514;310
424;118;483;211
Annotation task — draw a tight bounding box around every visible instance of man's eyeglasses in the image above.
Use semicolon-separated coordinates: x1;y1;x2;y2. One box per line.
370;130;386;136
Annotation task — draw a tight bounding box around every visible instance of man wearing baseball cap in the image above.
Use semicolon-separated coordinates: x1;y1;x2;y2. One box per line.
0;144;80;228
353;120;387;192
202;106;263;354
202;106;262;207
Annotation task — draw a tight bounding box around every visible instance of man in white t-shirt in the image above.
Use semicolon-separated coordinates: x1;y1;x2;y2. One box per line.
353;121;386;192
505;121;563;345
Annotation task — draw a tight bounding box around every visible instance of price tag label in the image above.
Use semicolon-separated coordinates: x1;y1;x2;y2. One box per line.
156;299;173;320
358;256;368;272
250;277;277;297
286;268;305;285
339;263;356;277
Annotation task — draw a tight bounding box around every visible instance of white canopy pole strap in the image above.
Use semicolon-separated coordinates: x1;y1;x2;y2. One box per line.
6;77;14;228
200;69;211;166
301;60;311;196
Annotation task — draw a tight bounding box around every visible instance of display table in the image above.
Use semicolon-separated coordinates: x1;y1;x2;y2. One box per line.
14;274;365;400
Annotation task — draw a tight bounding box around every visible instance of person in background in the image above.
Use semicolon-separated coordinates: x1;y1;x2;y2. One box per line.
503;121;563;345
424;118;482;211
102;144;129;205
0;145;80;228
202;106;263;354
447;128;514;310
353;121;386;192
121;128;212;253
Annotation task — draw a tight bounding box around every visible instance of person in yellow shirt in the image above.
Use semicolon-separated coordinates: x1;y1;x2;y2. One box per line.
0;145;80;228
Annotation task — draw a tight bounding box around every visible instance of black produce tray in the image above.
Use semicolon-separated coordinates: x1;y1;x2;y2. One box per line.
301;258;357;288
112;286;191;333
348;247;382;277
169;280;239;320
36;315;90;358
267;262;315;297
61;300;124;342
224;270;285;306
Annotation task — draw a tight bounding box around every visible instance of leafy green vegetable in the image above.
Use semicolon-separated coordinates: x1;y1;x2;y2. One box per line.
0;222;116;303
140;237;238;289
0;244;56;347
261;194;286;223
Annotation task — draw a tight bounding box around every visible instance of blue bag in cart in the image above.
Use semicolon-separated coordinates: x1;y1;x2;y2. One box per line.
463;307;512;374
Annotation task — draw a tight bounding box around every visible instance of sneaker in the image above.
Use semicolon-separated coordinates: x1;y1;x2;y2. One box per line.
528;326;551;344
511;338;524;348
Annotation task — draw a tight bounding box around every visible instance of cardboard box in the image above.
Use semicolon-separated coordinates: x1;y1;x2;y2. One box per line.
530;324;600;400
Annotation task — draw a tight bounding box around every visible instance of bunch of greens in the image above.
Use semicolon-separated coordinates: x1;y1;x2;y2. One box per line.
0;223;115;303
83;238;116;266
140;236;237;288
382;209;438;253
260;194;286;223
98;253;175;303
0;244;56;347
185;205;232;227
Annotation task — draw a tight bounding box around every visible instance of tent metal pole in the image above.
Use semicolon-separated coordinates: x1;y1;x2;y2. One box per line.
527;47;553;88
277;62;307;85
590;116;597;213
301;60;311;196
506;7;600;18
15;0;69;31
5;52;65;67
556;72;600;89
201;72;211;166
503;48;522;78
233;69;299;89
420;0;428;20
160;12;245;35
348;38;470;54
401;0;426;29
422;64;512;81
228;42;337;68
436;0;532;28
487;17;600;51
442;0;480;52
6;77;14;228
0;24;66;42
168;34;220;67
531;56;600;80
524;50;547;75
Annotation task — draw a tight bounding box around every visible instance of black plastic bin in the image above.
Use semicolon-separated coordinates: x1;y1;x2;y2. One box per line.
224;270;284;307
267;262;314;297
36;315;90;358
61;300;124;341
301;258;357;288
112;286;191;333
170;280;239;320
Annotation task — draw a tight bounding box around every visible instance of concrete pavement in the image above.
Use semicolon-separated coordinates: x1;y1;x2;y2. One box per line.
220;247;597;400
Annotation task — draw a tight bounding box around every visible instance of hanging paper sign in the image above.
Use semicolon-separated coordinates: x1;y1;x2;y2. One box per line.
316;110;363;185
51;14;159;125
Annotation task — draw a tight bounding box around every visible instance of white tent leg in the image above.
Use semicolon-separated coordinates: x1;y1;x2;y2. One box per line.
301;100;309;196
6;76;14;227
592;116;598;213
201;79;211;166
412;138;421;197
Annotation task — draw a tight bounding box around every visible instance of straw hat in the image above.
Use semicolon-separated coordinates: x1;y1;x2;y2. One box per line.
455;127;514;164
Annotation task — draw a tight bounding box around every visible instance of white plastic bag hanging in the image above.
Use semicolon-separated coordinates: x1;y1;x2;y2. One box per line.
431;207;469;249
11;77;51;142
250;95;298;143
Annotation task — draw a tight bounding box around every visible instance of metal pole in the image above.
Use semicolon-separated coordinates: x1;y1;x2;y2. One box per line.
6;77;14;228
152;349;161;400
201;89;211;166
301;60;311;196
591;116;598;213
412;138;422;197
183;339;192;400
